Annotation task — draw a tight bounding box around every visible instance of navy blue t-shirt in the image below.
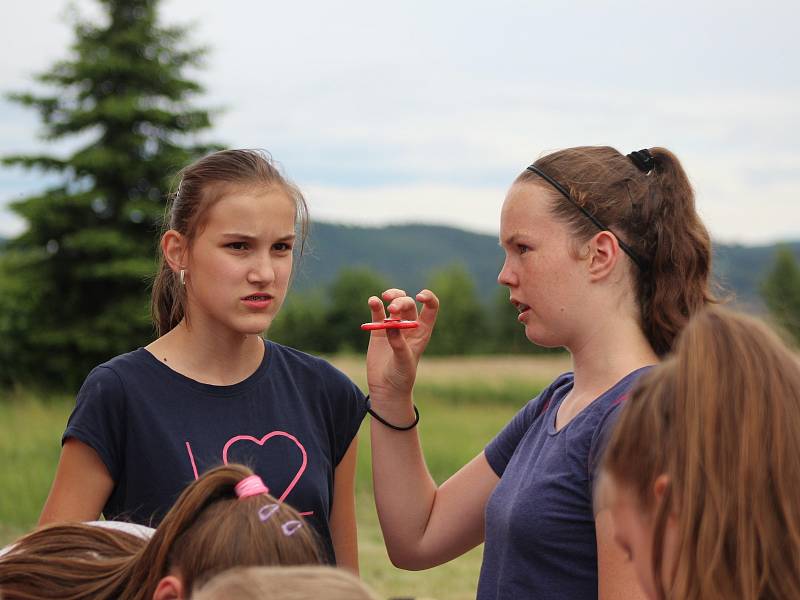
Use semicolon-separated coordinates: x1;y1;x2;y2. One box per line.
479;368;649;599
63;339;367;563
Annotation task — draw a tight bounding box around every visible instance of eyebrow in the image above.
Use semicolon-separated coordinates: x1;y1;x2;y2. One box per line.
221;233;297;241
499;233;526;247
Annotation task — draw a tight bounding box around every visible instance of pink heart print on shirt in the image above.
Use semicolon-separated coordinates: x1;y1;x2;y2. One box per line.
184;430;313;515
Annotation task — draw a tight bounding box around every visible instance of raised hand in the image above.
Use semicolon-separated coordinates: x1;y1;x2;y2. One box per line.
366;288;439;403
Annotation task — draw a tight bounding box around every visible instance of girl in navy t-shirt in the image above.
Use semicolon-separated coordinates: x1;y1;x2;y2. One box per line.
364;146;716;598
39;149;367;569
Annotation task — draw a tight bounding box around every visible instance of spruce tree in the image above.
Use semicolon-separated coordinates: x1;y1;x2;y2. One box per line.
0;0;220;389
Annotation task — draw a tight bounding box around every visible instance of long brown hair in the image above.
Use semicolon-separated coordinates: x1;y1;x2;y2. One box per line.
0;464;322;600
603;306;800;599
516;146;715;355
193;566;379;600
151;149;310;336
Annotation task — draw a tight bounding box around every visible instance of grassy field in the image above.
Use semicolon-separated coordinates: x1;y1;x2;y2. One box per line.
0;354;570;599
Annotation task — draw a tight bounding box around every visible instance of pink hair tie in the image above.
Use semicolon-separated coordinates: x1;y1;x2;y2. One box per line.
235;475;270;499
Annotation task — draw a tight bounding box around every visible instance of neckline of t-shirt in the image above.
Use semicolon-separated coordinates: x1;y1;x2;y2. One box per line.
134;338;274;397
546;366;651;436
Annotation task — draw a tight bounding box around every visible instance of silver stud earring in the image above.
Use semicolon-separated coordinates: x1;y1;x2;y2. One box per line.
179;269;186;286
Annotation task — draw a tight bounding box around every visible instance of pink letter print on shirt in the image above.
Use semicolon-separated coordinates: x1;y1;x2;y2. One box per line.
184;431;313;515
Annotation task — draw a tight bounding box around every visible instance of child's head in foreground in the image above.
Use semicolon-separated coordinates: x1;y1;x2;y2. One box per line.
191;566;379;600
601;306;800;600
0;464;321;600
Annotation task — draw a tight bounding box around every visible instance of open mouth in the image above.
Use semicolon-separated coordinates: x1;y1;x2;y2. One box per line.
511;300;530;314
242;294;272;301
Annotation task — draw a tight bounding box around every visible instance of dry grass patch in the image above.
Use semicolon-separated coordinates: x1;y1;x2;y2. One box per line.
329;353;571;390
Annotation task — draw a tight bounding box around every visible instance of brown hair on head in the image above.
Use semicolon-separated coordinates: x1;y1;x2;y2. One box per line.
151;148;310;336
603;306;800;600
0;524;147;599
0;465;322;600
516;146;716;355
192;566;380;600
130;463;322;597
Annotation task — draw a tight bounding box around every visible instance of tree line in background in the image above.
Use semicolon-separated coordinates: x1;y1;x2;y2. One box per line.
761;246;800;345
268;249;800;356
1;0;799;392
267;264;545;356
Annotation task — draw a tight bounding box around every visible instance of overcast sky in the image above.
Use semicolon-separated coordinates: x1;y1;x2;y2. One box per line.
1;0;798;244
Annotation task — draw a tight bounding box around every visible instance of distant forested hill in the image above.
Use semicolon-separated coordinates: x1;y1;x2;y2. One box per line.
292;222;800;311
2;226;798;310
713;242;800;309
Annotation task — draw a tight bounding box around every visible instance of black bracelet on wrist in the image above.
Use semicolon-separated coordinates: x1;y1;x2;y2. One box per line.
365;395;420;431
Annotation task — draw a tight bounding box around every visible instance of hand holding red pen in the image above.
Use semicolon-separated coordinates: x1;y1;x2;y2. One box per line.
365;288;439;404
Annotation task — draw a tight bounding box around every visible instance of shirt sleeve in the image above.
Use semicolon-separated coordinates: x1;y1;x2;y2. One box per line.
320;362;368;466
62;365;127;482
484;377;563;478
587;400;626;505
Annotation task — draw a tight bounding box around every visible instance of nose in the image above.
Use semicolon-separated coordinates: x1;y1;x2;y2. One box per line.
497;256;517;288
247;252;276;285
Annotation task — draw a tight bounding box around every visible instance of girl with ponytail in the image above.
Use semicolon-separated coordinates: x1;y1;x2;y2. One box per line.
0;464;322;599
39;149;367;570
364;146;715;598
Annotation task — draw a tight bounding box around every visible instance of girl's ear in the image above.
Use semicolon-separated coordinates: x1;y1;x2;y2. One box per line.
653;473;671;502
152;575;185;600
587;230;621;280
162;230;188;274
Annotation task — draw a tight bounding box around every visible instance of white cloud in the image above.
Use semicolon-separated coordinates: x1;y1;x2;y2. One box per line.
303;183;505;236
1;0;798;243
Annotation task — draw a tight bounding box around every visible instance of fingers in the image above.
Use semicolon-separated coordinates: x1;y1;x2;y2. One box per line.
385;328;414;363
381;289;419;321
372;288;438;325
368;295;387;322
415;289;439;329
381;288;407;302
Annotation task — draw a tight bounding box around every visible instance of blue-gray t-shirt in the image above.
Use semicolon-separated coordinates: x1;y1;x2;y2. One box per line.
63;339;367;563
479;368;648;599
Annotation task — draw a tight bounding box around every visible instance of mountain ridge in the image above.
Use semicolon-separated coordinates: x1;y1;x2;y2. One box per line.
1;224;797;310
292;222;800;311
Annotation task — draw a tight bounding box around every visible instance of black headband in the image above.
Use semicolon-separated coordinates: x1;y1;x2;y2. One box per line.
627;149;655;173
525;165;647;271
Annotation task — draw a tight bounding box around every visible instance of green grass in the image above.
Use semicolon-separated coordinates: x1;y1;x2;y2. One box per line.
355;399;519;599
0;391;72;530
0;363;557;599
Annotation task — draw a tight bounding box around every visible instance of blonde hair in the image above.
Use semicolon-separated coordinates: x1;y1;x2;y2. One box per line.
192;566;380;600
603;306;800;599
0;465;322;599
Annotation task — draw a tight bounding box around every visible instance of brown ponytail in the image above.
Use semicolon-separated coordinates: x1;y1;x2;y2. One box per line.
516;146;716;355
151;149;310;336
0;465;322;599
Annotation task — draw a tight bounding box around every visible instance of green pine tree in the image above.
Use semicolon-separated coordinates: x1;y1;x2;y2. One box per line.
0;0;220;389
761;245;800;345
